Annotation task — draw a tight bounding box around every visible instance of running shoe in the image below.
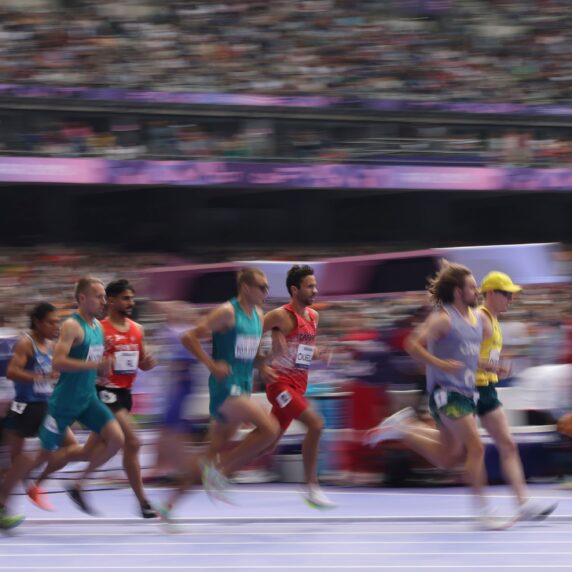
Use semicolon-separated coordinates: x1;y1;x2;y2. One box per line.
303;486;337;510
65;484;96;516
518;499;557;521
202;462;233;504
140;499;158;519
0;506;25;530
364;407;415;447
27;484;54;511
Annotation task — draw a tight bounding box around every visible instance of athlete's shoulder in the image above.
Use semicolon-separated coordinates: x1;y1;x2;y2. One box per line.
429;308;452;333
14;333;34;354
62;314;82;330
477;305;491;320
127;318;144;333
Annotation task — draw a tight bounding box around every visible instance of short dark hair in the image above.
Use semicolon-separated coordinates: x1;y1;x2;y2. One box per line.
74;277;104;302
286;265;315;296
29;302;56;330
237;267;265;290
106;279;135;298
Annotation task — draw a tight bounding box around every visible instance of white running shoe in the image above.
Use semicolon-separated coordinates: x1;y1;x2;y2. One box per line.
476;506;517;531
202;463;233;504
303;486;337;510
364;407;415;447
518;499;558;521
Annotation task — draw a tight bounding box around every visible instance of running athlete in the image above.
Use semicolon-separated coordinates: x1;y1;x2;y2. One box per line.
367;261;513;529
4;302;83;511
34;277;124;514
94;279;157;518
159;268;279;517
476;271;556;519
264;265;335;508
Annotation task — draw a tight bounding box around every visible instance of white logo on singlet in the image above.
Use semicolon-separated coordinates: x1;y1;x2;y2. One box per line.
234;335;260;360
460;341;480;356
87;344;104;362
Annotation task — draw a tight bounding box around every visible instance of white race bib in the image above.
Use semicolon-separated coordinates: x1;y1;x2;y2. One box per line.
489;349;501;365
10;401;27;414
295;344;315;369
234;335;260;361
87;344;104;362
434;389;448;408
114;350;139;374
230;384;242;396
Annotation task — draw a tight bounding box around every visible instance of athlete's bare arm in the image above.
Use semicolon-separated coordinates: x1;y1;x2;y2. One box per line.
6;337;36;383
405;311;463;374
180;302;234;381
136;325;157;371
52;319;107;373
477;308;509;376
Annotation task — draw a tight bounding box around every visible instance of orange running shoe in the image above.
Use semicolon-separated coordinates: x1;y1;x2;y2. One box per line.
27;485;55;511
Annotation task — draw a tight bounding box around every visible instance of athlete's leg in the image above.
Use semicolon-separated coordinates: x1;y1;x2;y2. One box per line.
216;397;280;476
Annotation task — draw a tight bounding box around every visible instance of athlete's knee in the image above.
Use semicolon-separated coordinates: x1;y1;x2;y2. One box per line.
306;413;325;435
123;433;141;455
497;435;518;458
104;422;125;452
259;415;280;444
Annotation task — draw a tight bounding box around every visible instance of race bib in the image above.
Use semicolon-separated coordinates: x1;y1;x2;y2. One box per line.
114;350;139;374
99;389;117;404
33;378;53;395
234;335;260;361
434;389;448;408
10;401;27;415
87;344;104;362
276;390;292;409
230;384;242;397
295;344;315;369
489;349;500;365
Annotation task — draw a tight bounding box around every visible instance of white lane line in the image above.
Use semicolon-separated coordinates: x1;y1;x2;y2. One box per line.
3;565;572;570
220;488;572;501
15;527;572;537
2;551;572;557
20;515;572;525
6;539;572;547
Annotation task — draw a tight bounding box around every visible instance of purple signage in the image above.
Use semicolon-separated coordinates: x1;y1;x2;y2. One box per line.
0;157;103;184
0;156;572;191
2;83;572;117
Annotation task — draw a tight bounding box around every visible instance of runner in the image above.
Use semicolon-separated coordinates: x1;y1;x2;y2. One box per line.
264;265;335;508
95;279;157;518
159;267;279;518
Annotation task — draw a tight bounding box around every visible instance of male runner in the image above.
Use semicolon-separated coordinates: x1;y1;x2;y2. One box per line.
4;302;82;511
34;277;124;514
367;261;513;529
159;267;279;517
95;279;157;518
476;271;556;519
264;265;335;508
